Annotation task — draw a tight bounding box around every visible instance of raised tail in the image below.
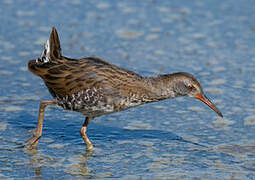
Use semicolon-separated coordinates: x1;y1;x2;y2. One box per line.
40;27;62;63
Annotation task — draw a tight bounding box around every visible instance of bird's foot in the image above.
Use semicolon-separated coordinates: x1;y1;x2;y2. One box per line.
80;125;94;151
25;128;41;148
86;143;94;151
81;134;94;151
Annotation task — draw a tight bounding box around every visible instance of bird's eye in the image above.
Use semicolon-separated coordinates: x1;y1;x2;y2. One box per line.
188;85;194;91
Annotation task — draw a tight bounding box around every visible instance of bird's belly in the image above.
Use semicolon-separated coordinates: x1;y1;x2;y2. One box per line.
77;105;115;117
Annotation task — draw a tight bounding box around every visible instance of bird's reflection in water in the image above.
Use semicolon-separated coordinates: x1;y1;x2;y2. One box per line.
24;146;95;178
22;125;208;179
25;148;42;180
65;150;94;177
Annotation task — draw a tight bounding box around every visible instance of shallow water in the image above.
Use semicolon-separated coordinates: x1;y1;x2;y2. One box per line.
1;0;255;179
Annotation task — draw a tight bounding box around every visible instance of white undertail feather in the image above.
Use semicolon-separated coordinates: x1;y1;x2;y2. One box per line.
38;39;50;63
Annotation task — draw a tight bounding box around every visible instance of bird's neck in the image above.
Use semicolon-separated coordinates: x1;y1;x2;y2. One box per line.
141;74;177;102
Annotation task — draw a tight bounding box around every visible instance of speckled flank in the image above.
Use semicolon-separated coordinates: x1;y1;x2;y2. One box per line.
55;87;114;116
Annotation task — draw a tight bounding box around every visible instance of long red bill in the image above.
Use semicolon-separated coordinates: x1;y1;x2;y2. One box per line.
196;94;223;117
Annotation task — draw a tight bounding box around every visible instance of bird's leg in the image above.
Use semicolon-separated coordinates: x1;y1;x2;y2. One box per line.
26;100;56;148
80;117;93;151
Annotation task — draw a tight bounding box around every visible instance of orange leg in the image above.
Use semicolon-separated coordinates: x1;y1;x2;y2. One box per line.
26;100;56;148
80;117;94;150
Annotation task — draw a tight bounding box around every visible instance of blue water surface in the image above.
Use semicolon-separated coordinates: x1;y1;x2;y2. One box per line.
0;0;255;179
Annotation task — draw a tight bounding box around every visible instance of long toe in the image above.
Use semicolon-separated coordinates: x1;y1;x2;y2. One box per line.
25;135;41;148
25;129;41;148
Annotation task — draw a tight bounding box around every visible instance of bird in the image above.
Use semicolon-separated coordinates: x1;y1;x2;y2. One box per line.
26;27;223;150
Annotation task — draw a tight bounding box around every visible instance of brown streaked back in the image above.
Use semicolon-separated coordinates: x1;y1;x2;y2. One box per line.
28;55;145;98
28;27;150;101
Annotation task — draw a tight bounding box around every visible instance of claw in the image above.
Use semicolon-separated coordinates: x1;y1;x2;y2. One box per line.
25;136;41;148
24;100;57;149
25;128;41;148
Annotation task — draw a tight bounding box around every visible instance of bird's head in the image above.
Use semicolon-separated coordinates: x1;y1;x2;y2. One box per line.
171;72;223;117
